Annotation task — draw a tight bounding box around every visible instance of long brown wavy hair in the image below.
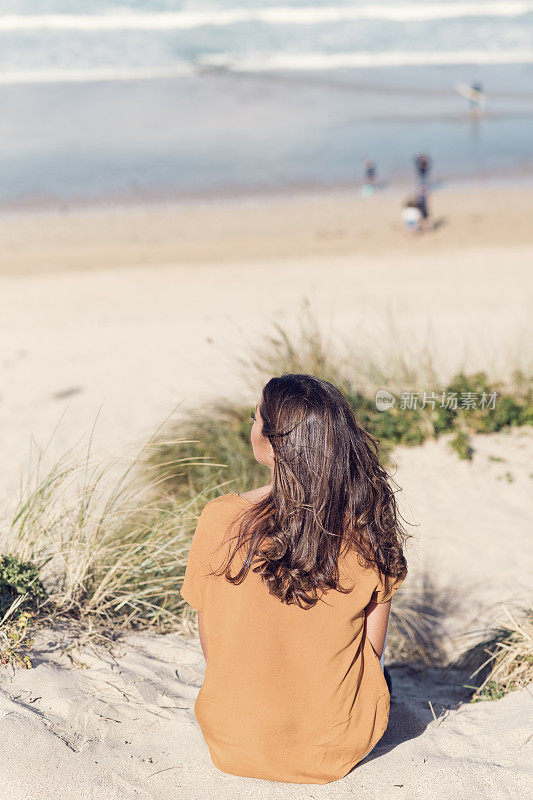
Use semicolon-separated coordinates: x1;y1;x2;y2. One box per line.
217;374;410;609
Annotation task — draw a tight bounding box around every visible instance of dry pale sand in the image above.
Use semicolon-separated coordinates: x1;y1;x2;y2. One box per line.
2;184;533;275
0;185;532;798
0;610;531;800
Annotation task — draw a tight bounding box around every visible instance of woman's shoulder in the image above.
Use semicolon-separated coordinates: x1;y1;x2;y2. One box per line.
200;493;241;514
234;484;271;504
193;495;242;545
198;492;253;523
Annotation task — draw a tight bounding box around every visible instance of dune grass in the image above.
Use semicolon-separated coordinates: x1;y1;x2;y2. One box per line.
0;416;529;696
145;313;532;499
0;419;226;650
450;606;533;701
0;408;443;671
0;424;445;672
385;570;462;667
1;315;530;683
0;611;34;669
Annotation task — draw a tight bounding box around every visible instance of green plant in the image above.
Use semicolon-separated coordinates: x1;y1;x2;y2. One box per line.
0;611;35;669
0;555;46;618
473;680;518;701
145;320;532;499
437;372;531;435
449;430;474;461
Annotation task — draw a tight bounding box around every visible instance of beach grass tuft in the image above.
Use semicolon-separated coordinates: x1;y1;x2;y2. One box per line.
0;426;225;640
385;570;460;667
450;605;533;701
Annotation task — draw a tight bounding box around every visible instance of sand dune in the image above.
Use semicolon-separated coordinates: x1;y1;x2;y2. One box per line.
0;591;531;799
0;185;532;797
0;428;532;798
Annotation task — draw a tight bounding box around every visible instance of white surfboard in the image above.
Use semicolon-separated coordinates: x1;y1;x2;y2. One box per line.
455;82;487;107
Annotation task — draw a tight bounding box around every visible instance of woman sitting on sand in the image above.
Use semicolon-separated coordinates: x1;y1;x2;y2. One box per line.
181;373;409;784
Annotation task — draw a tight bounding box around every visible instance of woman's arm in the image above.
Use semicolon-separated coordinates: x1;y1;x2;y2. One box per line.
365;599;391;659
198;611;208;662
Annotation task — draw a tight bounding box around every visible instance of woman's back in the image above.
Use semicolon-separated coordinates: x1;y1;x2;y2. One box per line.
180;492;405;785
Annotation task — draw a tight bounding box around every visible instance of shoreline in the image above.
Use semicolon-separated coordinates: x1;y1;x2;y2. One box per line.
2;168;533;217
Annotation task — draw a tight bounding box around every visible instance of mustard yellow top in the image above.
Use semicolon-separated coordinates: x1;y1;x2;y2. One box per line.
180;493;407;784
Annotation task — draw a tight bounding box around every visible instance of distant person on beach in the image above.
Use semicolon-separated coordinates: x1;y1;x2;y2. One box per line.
416;184;432;231
362;157;377;196
181;374;408;784
468;82;485;115
402;197;423;233
470;82;483;99
456;81;486;116
414;153;431;185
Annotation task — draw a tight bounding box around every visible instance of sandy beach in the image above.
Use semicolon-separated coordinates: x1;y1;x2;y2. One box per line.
2;0;533;795
1;184;532;495
2;183;533;275
1;183;532;798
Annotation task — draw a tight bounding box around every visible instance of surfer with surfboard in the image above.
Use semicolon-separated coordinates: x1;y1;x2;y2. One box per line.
456;81;487;115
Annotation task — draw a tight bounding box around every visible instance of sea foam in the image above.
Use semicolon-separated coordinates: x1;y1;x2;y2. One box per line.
1;3;532;31
2;49;533;85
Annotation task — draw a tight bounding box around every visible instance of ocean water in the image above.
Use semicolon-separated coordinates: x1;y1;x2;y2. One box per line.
1;0;533;205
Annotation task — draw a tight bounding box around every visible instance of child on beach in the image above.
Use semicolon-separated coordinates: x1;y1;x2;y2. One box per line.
180;374;408;784
401;197;423;233
362;157;377;195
